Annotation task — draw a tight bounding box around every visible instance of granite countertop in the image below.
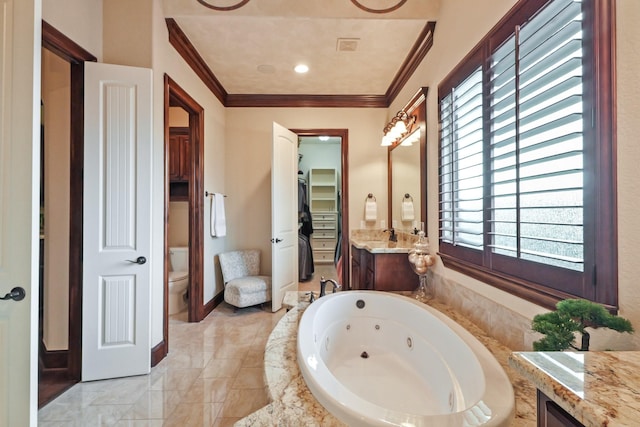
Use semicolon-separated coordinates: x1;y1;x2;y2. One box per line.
349;229;417;253
509;351;640;426
236;291;538;427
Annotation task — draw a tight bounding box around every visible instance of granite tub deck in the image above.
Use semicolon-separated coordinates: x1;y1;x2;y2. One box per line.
510;351;640;427
235;292;537;427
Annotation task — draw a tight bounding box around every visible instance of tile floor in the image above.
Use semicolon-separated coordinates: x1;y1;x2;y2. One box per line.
38;265;337;427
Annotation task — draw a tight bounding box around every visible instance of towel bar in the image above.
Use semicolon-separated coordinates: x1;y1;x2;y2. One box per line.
205;191;227;198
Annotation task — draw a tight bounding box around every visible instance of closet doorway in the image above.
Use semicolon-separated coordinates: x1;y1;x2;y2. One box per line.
293;129;349;290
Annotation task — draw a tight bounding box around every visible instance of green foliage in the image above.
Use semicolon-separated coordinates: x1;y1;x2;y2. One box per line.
531;299;634;351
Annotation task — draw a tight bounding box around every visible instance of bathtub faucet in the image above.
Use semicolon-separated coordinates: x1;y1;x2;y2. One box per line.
319;277;341;297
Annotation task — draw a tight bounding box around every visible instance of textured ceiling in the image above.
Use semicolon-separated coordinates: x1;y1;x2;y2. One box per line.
163;0;440;96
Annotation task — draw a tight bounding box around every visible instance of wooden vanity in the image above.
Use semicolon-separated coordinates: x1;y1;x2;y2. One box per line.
350;237;417;292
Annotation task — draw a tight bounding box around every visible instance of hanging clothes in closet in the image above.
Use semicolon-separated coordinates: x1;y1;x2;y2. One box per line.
298;177;314;280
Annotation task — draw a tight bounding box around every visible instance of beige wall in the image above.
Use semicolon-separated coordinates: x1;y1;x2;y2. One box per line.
150;0;228;336
225;107;388;273
168;202;189;247
41;49;70;351
43;0;103;60
615;0;640;350
103;0;153;68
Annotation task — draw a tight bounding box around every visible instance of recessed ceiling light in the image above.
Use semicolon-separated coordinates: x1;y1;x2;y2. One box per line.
294;64;309;74
319;136;330;141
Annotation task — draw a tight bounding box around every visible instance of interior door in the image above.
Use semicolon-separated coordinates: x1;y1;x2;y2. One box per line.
82;62;152;381
0;0;39;424
271;122;298;312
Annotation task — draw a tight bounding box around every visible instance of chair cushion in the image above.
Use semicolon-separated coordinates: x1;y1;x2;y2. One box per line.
219;249;261;282
224;275;272;308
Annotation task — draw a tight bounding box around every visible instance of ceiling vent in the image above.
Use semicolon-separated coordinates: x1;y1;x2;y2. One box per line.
336;38;359;52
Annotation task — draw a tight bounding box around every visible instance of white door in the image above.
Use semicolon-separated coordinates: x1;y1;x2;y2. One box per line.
82;62;153;381
0;0;40;425
271;122;298;312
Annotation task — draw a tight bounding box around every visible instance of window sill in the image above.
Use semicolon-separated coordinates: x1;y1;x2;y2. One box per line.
438;253;617;313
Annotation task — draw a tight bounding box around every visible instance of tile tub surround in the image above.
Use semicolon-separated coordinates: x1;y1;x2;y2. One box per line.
236;291;538;427
428;271;535;352
509;351;640;427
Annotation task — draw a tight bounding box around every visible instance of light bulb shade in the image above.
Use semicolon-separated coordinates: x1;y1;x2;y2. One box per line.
381;134;393;146
400;128;420;146
394;120;407;135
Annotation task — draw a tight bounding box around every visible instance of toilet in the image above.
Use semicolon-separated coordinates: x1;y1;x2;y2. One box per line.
168;246;189;315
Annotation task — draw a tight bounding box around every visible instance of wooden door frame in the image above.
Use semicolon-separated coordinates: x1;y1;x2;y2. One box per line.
292;129;349;290
156;75;205;364
40;21;96;391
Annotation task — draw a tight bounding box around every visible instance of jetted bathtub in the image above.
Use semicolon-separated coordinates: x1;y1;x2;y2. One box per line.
297;291;515;427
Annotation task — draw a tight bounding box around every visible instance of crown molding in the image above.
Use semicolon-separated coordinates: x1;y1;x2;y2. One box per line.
165;18;436;108
385;21;436;105
165;18;228;105
225;94;387;108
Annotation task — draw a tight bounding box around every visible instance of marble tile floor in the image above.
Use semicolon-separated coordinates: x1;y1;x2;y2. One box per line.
38;264;338;427
38;304;285;426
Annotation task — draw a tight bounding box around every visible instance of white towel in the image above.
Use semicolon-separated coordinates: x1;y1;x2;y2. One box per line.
364;199;377;222
210;193;227;237
401;200;415;221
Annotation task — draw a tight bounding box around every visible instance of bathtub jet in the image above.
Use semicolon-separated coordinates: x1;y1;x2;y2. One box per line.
297;291;515;427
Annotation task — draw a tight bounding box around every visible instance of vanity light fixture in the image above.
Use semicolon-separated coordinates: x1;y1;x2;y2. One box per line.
381;110;416;146
400;128;420;146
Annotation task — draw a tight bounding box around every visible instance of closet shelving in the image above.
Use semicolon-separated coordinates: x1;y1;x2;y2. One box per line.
309;168;338;264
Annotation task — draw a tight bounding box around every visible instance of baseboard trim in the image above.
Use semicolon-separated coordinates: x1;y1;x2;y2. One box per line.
203;290;224;318
151;339;167;367
40;344;68;370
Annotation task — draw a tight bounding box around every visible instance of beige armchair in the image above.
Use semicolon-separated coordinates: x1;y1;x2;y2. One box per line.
219;249;271;309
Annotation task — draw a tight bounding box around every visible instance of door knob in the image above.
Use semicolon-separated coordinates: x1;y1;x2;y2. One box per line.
126;256;147;265
1;287;26;302
271;238;283;243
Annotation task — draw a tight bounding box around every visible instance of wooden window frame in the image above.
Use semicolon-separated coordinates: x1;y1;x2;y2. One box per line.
437;0;617;311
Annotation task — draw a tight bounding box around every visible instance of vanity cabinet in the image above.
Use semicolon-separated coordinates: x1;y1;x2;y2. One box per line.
351;245;415;291
169;127;190;182
537;390;584;427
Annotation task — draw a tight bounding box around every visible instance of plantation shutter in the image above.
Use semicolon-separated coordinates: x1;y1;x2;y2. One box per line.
439;67;484;250
488;0;584;272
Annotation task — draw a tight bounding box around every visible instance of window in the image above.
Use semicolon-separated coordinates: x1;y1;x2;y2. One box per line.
438;0;616;310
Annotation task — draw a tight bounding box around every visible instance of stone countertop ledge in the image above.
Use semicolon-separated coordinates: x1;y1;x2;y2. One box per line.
509;350;640;427
349;229;419;254
235;291;538;427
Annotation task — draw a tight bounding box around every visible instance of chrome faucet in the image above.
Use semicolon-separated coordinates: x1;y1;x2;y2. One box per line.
319;276;341;297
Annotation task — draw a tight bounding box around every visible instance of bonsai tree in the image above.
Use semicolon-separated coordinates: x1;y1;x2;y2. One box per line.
531;299;633;351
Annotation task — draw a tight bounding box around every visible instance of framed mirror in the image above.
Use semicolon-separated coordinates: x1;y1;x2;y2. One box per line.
387;87;428;234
